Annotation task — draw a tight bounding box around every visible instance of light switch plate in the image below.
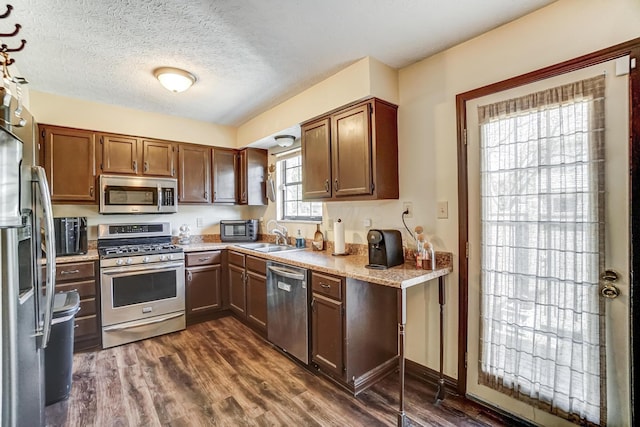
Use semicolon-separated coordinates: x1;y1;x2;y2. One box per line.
437;201;448;219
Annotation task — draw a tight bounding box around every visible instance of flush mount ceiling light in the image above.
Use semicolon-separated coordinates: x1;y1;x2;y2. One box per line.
274;135;295;147
153;67;196;93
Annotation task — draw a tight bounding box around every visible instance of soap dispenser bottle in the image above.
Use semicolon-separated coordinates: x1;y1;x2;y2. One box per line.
296;229;305;248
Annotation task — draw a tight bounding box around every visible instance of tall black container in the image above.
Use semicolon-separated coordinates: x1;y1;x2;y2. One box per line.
45;290;80;405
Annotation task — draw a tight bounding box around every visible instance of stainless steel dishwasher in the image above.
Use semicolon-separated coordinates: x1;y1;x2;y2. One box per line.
266;261;309;364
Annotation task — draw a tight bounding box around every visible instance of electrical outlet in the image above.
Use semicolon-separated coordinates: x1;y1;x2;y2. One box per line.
196;217;204;228
363;218;372;228
326;218;334;231
402;201;413;218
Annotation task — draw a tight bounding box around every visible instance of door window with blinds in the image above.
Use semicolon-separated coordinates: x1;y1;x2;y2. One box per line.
477;76;605;424
277;152;322;221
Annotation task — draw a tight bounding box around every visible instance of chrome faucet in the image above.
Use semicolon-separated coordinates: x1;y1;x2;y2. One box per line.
267;220;288;245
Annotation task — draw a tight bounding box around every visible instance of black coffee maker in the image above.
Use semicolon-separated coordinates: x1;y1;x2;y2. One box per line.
365;229;404;269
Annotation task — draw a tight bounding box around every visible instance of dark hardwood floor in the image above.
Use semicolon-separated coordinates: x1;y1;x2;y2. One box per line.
45;316;507;426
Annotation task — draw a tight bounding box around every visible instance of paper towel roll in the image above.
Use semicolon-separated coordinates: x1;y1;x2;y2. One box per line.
334;219;345;254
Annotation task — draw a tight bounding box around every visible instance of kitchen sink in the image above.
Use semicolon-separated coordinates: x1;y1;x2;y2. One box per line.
235;242;303;253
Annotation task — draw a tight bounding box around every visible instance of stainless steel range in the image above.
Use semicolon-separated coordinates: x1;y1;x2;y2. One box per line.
98;222;185;348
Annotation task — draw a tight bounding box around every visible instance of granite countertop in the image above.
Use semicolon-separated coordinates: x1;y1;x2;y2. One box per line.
53;242;452;289
179;241;452;289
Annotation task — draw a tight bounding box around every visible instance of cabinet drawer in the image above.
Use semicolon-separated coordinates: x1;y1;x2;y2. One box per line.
311;272;343;301
74;314;99;338
55;279;96;299
228;250;245;267
246;255;266;275
186;250;221;267
78;298;97;317
56;261;95;281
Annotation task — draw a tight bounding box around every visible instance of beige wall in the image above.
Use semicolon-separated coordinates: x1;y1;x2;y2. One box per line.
29;91;236;147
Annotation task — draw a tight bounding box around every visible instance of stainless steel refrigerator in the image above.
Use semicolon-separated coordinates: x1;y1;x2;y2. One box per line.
1;96;56;426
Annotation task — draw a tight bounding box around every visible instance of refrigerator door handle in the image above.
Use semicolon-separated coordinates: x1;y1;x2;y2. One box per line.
32;165;56;348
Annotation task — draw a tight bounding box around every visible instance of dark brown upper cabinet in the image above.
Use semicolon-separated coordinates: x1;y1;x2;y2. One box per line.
100;134;175;177
100;134;139;175
40;124;97;203
178;144;211;204
140;139;176;177
238;148;267;205
301;98;398;201
212;148;238;203
301;118;332;199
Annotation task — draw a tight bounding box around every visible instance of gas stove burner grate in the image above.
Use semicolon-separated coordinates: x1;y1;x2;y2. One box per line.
99;243;183;259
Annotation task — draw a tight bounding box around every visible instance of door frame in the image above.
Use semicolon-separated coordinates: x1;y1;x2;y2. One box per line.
455;37;640;424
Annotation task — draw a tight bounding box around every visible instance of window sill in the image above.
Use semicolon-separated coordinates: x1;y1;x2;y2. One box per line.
277;219;322;225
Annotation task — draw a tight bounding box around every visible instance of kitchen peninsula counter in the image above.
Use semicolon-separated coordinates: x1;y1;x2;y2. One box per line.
179;242;452;289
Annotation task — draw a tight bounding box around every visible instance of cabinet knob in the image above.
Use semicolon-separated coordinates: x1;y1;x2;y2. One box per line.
60;269;79;275
334;179;339;191
320;283;330;288
144;161;149;172
204;191;209;199
187;271;193;282
324;179;329;192
133;160;138;173
89;186;94;197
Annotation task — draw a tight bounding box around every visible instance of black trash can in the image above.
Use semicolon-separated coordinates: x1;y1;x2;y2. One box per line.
45;290;80;405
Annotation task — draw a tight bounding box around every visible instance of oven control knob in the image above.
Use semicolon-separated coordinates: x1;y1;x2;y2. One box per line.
116;259;124;266
126;258;133;265
143;256;150;263
160;255;168;261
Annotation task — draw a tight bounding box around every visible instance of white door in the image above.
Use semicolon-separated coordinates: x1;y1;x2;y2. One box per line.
466;59;630;426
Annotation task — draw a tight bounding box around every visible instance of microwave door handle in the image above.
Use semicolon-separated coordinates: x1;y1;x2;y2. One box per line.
158;185;162;211
32;166;56;348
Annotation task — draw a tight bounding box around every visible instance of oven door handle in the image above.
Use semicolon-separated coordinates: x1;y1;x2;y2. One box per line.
101;262;185;275
103;312;184;332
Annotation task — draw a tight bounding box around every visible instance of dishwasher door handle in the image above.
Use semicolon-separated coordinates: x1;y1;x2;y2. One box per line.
268;265;306;281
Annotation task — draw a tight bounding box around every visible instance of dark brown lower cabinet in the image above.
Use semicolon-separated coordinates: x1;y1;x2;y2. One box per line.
310;271;398;395
227;250;267;334
228;263;246;316
245;260;267;333
311;293;344;377
185;251;223;325
51;260;101;352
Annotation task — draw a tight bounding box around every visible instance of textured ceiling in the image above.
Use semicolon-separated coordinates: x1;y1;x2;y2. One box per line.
7;0;554;127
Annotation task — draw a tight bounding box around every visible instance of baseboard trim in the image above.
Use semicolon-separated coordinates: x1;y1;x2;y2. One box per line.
405;359;458;396
404;360;538;426
466;395;539;427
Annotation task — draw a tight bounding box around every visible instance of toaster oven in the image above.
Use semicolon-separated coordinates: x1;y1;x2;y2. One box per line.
220;219;258;242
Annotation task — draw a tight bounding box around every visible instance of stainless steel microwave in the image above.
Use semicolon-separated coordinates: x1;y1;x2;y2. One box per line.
99;175;178;214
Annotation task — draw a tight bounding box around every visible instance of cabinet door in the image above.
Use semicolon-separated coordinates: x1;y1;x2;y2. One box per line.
178;144;211;203
186;265;222;320
246;271;267;332
142;139;175;177
228;263;246;316
212;148;237;203
238;148;267;205
41;125;96;202
101;134;139;174
331;104;373;197
311;293;344;378
302;118;332;199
